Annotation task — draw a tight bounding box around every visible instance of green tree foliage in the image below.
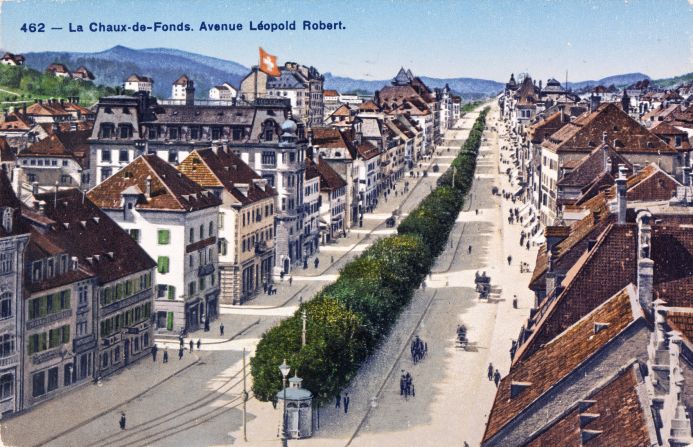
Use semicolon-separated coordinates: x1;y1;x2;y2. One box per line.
0;65;116;105
251;107;490;405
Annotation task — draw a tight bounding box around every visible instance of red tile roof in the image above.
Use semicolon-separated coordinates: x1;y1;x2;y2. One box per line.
0;112;32;132
178;148;276;206
524;364;652;447
518;224;638;363
323;89;339;97
26;188;156;285
313;156;347;191
543;103;674;155
356;140;380;160
483;285;640;443
304;157;320;180
19;129;91;168
88;154;221;212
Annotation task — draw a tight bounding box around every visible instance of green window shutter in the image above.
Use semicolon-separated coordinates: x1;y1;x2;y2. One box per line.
158;229;170;245
100;321;105;337
166;312;174;331
116;284;123;300
62;325;70;344
39;296;47;317
167;285;176;300
145;302;151;317
40;333;47;351
27;337;33;355
157;256;169;274
28;299;36;319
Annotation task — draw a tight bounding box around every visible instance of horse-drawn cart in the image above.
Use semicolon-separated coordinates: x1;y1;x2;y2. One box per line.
475;271;491;299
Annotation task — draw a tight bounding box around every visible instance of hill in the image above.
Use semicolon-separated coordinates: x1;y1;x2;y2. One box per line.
0;64;116;111
653;72;693;89
566;72;651;91
21;45;247;99
323;72;504;99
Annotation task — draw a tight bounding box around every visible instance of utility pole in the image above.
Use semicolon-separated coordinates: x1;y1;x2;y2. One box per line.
242;347;248;442
301;310;307;347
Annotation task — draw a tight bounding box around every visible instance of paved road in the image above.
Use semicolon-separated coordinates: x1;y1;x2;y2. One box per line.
2;113;484;447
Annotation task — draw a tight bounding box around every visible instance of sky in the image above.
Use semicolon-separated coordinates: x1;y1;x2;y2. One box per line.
0;0;692;82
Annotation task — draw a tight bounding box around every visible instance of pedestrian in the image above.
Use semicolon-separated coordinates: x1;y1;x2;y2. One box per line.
513;295;518;309
299;296;303;305
487;363;494;381
178;347;184;360
494;369;501;387
289;276;293;287
421;281;426;290
507;255;512;265
411;383;415;397
220;323;224;336
119;412;126;430
335;392;341;409
400;374;405;396
197;339;201;350
331;256;334;264
179;335;184;349
151;344;158;362
314;258;319;269
475;209;479;215
526;241;530;250
343;393;350;414
189;340;194;352
468;245;472;254
163;348;169;363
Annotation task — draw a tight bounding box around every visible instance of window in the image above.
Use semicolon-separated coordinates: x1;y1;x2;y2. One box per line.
190;127;200;140
188;282;196;296
168;150;178;163
211;127;222;140
189;228;194;243
218;212;224;229
119;125;132;139
0;293;11;319
129;229;141;242
47;367;59;392
0;252;11;274
189;254;194;268
199;224;204;240
100;123;115;138
119;150;129;163
166;312;174;331
148;127;158;139
199;276;206;291
220;239;228;256
0;334;14;357
262;151;276;165
101;168;112;180
208;222;214;237
157;229;170;245
169;128;179;140
32;371;45;397
102;149;112;162
167;285;176;300
64;364;73;387
32;261;42;282
0;374;12;400
157;256;169;274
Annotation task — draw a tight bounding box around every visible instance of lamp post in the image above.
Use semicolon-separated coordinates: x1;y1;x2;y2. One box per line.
279;359;290;446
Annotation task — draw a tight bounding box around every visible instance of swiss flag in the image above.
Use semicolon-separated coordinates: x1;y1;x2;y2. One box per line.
259;47;281;77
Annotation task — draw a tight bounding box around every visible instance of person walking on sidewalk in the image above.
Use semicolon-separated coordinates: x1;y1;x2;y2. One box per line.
119;412;126;430
220;323;224;336
289;276;293;287
178;347;184;360
487;363;494;381
343;393;350;414
314;258;320;269
197;339;201;350
163;348;169;363
513;295;518;309
189;339;194;352
494;369;501;387
507;255;512;265
335;393;341;410
151;344;158;362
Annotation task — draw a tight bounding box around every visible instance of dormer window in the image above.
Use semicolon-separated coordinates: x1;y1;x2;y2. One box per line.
1;208;13;233
32;261;43;282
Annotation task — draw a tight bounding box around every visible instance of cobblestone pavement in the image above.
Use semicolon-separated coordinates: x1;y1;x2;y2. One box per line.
0;106;523;447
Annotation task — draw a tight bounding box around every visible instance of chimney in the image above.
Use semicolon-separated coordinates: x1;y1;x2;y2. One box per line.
616;164;627;224
52;122;59;134
637;211;652;260
590;93;601;112
545;225;570;253
31;181;39;195
211;143;219;155
637;257;654;315
145;175;152;199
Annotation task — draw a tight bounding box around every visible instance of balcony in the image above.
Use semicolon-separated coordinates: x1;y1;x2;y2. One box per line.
0;353;18;367
198;263;215;276
255;240;271;255
26;309;72;330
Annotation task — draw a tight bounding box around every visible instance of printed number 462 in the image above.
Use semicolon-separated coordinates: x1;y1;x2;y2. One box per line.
20;23;45;32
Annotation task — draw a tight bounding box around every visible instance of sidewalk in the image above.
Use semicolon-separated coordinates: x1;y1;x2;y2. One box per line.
0;349;198;447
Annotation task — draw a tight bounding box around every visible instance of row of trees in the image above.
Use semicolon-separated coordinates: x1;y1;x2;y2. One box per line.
251;107;490;405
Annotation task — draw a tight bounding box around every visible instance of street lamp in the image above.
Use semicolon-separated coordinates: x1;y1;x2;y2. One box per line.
279;358;290;446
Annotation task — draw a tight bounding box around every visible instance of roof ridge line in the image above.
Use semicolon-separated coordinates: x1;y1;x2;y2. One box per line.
141;155;186;210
